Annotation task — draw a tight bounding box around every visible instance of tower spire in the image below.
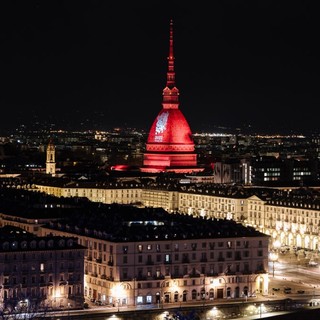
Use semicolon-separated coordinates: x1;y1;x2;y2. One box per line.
162;19;179;109
167;19;175;88
141;19;203;173
46;137;56;176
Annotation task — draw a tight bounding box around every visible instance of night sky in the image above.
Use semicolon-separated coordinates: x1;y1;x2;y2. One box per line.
1;1;319;135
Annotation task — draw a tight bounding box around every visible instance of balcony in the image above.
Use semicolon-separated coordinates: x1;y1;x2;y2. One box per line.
189;273;200;278
207;272;218;277
172;274;184;279
242;270;253;275
96;258;102;263
225;271;236;275
255;269;267;274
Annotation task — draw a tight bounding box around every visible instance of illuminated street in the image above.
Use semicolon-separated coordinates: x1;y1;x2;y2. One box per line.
269;250;320;297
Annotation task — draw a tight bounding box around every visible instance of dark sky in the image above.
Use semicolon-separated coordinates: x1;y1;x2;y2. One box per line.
1;1;319;135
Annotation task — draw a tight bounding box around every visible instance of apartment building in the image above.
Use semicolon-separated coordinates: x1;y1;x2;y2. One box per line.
39;206;269;306
0;225;86;311
35;178;320;250
32;179;143;205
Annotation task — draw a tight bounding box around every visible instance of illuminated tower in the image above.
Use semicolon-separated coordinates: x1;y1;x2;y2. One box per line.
141;20;203;173
46;138;56;175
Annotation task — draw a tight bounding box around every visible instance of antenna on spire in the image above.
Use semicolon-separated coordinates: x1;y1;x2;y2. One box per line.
166;19;175;88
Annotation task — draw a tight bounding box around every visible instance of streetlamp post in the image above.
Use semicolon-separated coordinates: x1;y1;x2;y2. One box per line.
272;260;275;277
260;303;262;318
67;302;71;320
269;252;278;278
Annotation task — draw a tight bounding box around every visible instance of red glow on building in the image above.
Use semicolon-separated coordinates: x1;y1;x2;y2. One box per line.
141;20;204;174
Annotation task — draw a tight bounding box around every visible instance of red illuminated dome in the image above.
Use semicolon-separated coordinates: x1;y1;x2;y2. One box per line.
141;20;204;173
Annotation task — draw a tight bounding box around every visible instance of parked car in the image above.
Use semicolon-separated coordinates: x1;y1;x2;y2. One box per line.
284;287;292;294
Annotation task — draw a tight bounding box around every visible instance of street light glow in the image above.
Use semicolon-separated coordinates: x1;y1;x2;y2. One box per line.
269;252;278;277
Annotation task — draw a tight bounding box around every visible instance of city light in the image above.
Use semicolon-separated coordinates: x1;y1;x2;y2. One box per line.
269;252;279;277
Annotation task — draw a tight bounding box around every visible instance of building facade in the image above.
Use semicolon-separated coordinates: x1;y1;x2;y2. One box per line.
39;216;269;307
29;179;320;251
0;226;85;311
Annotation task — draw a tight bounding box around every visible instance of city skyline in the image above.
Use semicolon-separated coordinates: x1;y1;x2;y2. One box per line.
1;1;319;135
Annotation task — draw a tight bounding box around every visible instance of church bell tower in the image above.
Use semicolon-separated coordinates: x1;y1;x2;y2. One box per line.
46;138;56;175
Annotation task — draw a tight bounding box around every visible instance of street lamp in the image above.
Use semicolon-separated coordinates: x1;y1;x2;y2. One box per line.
269;252;278;277
273;240;281;251
260;303;264;318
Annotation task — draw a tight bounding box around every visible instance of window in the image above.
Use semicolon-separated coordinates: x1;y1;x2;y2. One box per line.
21;241;27;249
11;241;18;249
